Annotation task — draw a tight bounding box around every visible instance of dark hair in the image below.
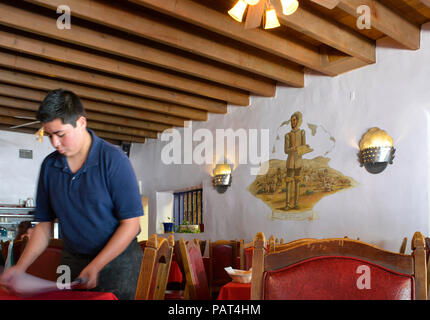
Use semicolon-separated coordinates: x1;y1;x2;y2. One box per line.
15;221;33;242
36;89;86;127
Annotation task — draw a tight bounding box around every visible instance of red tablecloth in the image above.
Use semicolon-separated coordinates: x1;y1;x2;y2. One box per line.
168;260;183;283
0;289;118;300
217;281;251;300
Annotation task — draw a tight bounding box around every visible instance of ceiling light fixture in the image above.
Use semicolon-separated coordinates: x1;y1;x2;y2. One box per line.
228;0;248;22
280;0;299;15
228;0;300;29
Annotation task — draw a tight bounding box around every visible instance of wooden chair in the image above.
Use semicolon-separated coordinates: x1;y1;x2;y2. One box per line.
208;239;238;298
135;234;174;300
251;232;427;300
239;239;254;270
179;238;210;300
399;237;407;254
269;238;317;253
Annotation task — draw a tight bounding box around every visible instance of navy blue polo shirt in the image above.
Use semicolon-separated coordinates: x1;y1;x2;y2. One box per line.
35;129;143;255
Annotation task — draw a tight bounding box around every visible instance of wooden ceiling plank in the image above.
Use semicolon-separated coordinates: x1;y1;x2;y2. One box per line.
0;68;207;122
0;123;38;135
0;80;185;128
309;0;340;9
271;1;376;64
85;120;157;139
0;30;249;106
23;0;304;87
0;92;171;132
422;0;430;8
0;49;227;113
0;3;274;98
92;129;146;144
0;105;35;119
0;107;157;139
128;0;347;76
337;0;421;50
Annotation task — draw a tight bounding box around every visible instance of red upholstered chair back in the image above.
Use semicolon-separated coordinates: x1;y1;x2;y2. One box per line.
135;234;174;300
179;238;210;300
12;236;29;264
251;232;428;300
26;239;63;282
208;240;238;296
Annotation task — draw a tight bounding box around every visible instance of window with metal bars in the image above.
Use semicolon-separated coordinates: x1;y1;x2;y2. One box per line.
173;188;203;228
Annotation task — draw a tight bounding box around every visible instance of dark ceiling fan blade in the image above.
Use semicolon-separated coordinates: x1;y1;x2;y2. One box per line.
309;0;340;9
10;120;40;129
244;0;266;29
13;116;37;120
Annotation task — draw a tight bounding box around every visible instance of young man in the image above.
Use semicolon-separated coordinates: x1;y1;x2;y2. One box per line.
0;89;143;299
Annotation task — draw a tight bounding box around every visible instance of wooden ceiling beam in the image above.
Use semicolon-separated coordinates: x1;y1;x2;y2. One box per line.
0;3;275;98
0;81;185;128
128;0;345;76
0;30;249;107
0;123;38;135
91;129;145;144
0;106;157;139
0;68;207;122
0;94;171;132
0;114;146;143
23;0;304;87
319;46;369;74
337;0;421;50
0;49;226;114
0;84;176;130
271;1;376;64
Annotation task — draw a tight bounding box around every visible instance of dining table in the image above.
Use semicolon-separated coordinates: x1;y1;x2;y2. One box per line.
0;288;118;300
216;281;251;300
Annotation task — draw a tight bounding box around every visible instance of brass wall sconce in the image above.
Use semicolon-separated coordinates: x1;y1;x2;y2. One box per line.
213;164;232;193
359;127;395;174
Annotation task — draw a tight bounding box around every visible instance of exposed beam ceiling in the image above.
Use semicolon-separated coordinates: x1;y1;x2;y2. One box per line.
0;0;427;145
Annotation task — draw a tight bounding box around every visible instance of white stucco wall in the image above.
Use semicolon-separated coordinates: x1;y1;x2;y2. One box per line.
130;23;430;253
0;130;54;204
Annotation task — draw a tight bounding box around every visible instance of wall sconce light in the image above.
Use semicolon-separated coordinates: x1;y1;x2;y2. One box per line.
213;163;232;193
359;127;395;174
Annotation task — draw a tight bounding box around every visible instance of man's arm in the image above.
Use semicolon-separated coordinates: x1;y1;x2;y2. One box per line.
77;217;141;289
14;221;53;271
0;221;52;289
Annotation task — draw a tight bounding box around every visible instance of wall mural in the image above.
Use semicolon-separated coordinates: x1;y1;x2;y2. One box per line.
248;111;357;221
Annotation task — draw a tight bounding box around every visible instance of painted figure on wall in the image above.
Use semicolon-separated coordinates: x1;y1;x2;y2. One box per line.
284;112;311;210
247;110;357;221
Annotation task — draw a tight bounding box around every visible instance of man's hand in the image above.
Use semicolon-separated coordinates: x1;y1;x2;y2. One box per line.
76;264;101;289
0;265;26;293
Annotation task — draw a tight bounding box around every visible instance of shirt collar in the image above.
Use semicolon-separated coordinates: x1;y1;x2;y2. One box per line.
53;128;101;171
